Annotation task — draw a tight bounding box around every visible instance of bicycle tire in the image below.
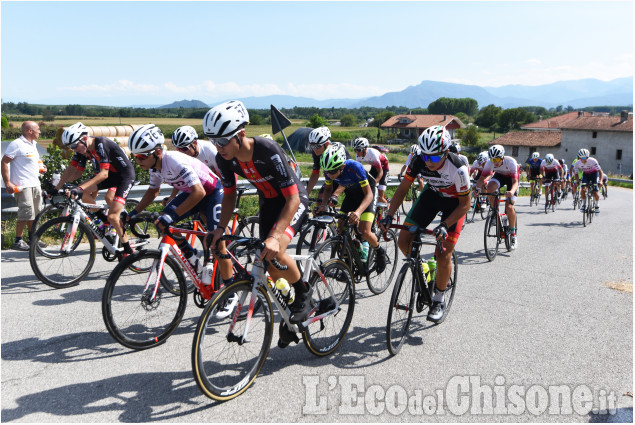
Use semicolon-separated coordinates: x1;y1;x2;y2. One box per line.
295;223;334;272
102;250;188;350
235;216;260;240
386;262;416;356
303;259;355;356
29;216;95;288
588;198;595;224
483;213;499;262
467;198;477;223
192;280;273;401
32;202;65;235
479;198;487;219
366;228;398;295
439;250;458;322
544;189;550;214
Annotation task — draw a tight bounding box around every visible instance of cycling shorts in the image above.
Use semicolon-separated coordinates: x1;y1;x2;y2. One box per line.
528;169;541;180
369;166;388;190
581;171;600;192
340;185;377;223
260;194;309;241
96;169;135;205
404;186;465;246
544;171;560;181
489;173;519;197
163;187;224;230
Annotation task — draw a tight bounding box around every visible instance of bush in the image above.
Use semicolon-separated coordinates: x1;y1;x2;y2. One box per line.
1;115;8;129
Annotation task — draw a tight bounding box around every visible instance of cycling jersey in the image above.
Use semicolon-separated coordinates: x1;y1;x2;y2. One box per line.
311;142;351;174
325;159;377;221
70;137;133;174
149;150;220;195
471;160;485;174
458;154;470;171
540;160;562;173
193;139;222;178
571;157;602;175
404;152;471;198
482;157;520;180
525;158;543;173
602;174;608;183
356;147;389;172
405;186;465;245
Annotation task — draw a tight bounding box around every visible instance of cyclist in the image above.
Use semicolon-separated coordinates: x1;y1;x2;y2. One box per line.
448;143;470;170
317;144;388;272
525;152;543;199
400;145;424;191
353;137;390;204
601;173;609;197
571;148;603;213
380;125;471;323
540;154;563;199
305;126;348;210
55;122;136;256
559;158;570;198
205;101;311;335
476;144;520;250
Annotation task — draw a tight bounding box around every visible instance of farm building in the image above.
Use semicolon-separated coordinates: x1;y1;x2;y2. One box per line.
380;114;465;143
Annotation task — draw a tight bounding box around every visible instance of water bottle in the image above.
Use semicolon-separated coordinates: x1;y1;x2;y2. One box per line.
184;248;200;274
275;278;295;305
421;261;430;282
501;214;509;228
360;241;369;263
427;258;437;281
11;186;24;193
201;262;214;286
38;159;45;173
51;171;61;187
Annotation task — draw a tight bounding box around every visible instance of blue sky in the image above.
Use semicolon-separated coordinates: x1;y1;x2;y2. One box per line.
1;1;633;106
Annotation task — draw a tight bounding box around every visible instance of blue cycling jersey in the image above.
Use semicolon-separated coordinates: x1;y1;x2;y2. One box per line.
324;159;372;191
526;158;542;171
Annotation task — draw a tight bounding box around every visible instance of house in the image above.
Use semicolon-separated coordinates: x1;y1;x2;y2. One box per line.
380;114;465;142
520;111;592;131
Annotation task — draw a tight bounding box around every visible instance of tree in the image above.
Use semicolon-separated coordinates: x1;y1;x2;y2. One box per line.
249;113;263;125
475;104;502;130
456;125;480;146
1;114;8;129
339;114;357;127
498;108;535;131
428;97;478;116
373;111;394;128
42;107;55;122
307;114;329;128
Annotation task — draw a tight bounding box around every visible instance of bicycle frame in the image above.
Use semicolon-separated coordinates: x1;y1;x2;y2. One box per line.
60;200;119;254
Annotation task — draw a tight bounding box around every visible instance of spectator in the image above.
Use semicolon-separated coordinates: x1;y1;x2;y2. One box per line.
1;121;46;250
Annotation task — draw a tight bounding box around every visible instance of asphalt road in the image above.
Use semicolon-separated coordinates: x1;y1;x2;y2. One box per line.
1;187;632;422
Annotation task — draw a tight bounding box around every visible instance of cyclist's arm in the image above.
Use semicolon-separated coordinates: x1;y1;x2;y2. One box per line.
172;182;205;218
508;177;520;195
1;156;13;192
306;171;319;194
79;167;109;191
55;165;83;191
319;181;334;211
135;187;161;213
332;184;345;198
216;190;237;231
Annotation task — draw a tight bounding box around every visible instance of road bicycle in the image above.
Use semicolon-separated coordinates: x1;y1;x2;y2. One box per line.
101;220;257;350
580;183;597;227
543;179;559;214
466;187;488;223
561;180;570;201
312;210;398;295
529;178;542;207
28;188;154;288
295;199;338;263
398;176;422;216
191;235;354;401
482;191;517;261
385;224;457;356
601;183;608;200
572;182;582;210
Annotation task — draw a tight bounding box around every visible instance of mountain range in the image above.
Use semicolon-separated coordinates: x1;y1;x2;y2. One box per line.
158;77;633;110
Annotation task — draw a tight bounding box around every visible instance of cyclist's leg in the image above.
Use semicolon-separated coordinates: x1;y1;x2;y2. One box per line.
400;187;438;256
437;198;463;292
101;174;134;247
200;188;233;282
485;177;501;208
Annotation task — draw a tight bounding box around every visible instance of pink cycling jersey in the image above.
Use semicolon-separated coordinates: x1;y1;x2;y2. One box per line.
149;150;219;195
571;157;602;174
481;156;519;180
356;147;389;171
540;160;563;173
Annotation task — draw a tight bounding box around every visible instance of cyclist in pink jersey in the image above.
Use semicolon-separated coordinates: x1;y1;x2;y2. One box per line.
571;148;604;213
353;137;390;203
540;154;563;198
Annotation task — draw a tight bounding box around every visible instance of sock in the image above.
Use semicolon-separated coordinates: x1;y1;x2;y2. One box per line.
15;236;23;243
433;288;445;303
222;277;234;287
122;241;133;254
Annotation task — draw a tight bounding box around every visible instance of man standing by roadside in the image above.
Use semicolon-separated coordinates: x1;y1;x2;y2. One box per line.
1;121;46;250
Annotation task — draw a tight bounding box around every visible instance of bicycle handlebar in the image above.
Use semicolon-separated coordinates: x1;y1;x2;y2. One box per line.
387;223;447;252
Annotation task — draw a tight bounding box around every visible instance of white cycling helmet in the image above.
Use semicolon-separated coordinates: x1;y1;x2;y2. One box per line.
171;125;198;148
477;151;488;163
61;122;88;148
448;143;461;153
578;148;590;159
488;144;505;159
410;144;421;155
308;126;331;147
545;153;555;164
531;152;540;159
128;124;165;154
418;125;451;155
202;100;249;138
353;137;369;150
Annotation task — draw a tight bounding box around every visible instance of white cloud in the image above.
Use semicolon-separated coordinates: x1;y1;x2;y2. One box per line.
526;59;542;65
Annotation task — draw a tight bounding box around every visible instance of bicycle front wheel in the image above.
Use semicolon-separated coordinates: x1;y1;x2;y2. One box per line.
367;228;398;295
295;223;333;273
29;216;95;288
235;215;260;240
32;202;65;235
386;262;416;356
192;281;273;401
102;250;188;350
483;213;499;262
303;259;355;356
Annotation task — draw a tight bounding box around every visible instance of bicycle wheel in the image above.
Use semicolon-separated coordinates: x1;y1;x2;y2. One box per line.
102;250;188;350
386;262;416;356
440;251;458;320
295;224;333;272
588;198;595;224
478;198;487;220
483;213;499;262
192;280;273;401
467;198;477;223
366;228;398;295
29;216;95;288
235;216;260;240
313;237;353;270
504;215;516;252
303;258;355;356
544;190;550;214
32;202;65;235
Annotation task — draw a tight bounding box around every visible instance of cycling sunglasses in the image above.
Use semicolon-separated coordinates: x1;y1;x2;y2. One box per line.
354;148;365;153
325;167;343;176
134;150;156;160
420;152;446;163
176;145;192;153
209;131;239;147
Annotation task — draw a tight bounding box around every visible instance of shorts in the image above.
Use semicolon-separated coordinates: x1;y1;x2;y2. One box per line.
404;186;465;246
488;173;518;204
528;169;541;180
370;167;389;191
340;184;377;223
96;171;135;205
544;171;560;182
581;172;600;192
259;194;309;241
164;187;224;230
14;186;43;221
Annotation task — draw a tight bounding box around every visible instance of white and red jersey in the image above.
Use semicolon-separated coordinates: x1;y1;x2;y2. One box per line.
540;160;563;173
405;153;471;198
149;150;220;195
471;160;485;174
571;157;602;174
481;156;519;180
356;147;389;171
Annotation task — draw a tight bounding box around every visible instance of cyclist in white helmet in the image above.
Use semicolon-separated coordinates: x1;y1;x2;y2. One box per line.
540;153;563;199
353;137;390;203
571;148;603;213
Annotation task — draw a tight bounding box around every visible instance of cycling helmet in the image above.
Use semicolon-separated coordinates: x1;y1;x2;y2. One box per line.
202;100;249;138
560;158;566;165
171;125;198;148
308;127;331;146
353;137;369;150
477;151;488;163
488;144;505;159
61;122;88;148
448;143;461;153
409;144;420;155
128;124;165;154
545;153;555;164
320;144;347;172
531;152;540;159
578;148;590;159
418;125;451;155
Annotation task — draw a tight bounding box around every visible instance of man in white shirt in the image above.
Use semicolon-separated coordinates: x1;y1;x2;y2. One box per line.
1;121;47;250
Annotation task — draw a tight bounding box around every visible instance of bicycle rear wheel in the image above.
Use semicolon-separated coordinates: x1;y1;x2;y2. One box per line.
439;251;458;321
366;228;398;295
483;213;500;262
235;216;260;240
102;250;188;350
192;281;273;401
303;259;355;356
29;216;95;288
386;262;416;356
544;190;550;214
